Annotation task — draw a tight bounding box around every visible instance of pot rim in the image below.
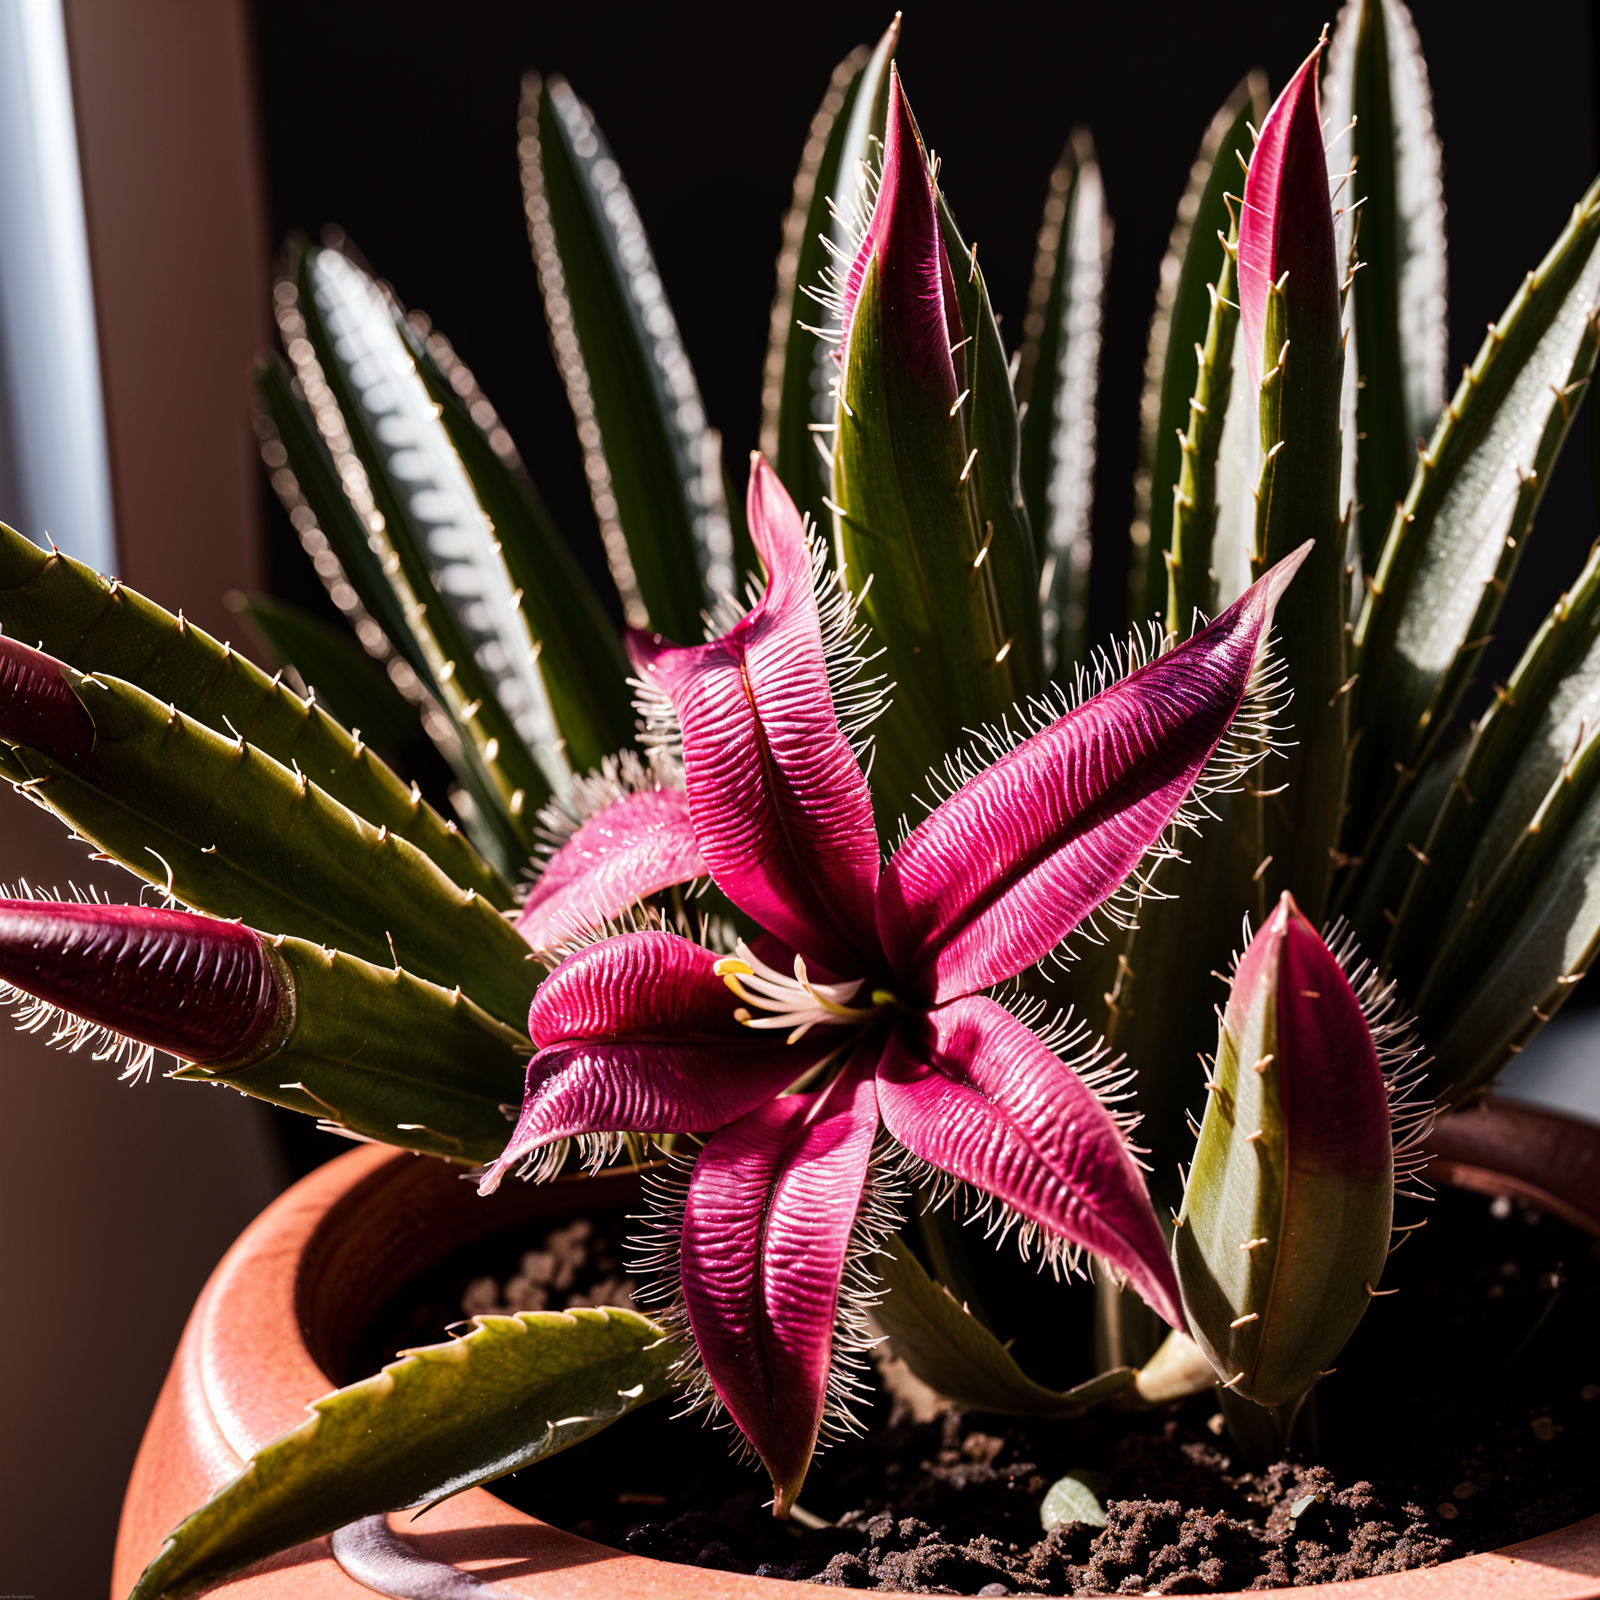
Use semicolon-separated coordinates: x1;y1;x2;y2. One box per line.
113;1097;1600;1599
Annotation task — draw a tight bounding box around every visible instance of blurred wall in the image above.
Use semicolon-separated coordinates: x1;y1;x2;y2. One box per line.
0;3;284;1594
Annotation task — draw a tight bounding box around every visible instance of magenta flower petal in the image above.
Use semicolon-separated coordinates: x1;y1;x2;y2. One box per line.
629;458;882;978
838;66;963;392
877;995;1183;1329
0;635;94;772
480;931;842;1194
679;1052;880;1517
515;788;706;952
526;930;746;1048
1236;42;1339;392
0;898;281;1062
877;546;1309;1003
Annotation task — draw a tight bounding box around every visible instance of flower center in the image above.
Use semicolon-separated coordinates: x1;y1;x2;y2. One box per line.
713;941;893;1044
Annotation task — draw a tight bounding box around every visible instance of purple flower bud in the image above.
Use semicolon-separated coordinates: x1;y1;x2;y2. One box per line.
0;899;284;1065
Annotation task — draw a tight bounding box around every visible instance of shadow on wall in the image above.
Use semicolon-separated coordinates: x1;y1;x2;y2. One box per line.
0;1;285;1594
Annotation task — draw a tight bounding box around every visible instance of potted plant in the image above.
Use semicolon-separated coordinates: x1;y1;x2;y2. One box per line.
1;3;1597;1593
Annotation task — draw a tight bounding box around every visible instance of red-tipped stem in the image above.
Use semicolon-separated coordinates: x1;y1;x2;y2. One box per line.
1236;41;1341;392
0;636;94;772
0;899;284;1064
837;65;964;394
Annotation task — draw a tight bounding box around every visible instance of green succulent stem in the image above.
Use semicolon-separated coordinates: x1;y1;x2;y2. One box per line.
1415;709;1600;1088
1015;131;1108;670
936;194;1046;695
763;36;880;535
1345;0;1413;577
1251;277;1350;927
1347;176;1600;885
406;327;637;774
294;251;551;850
2;667;539;1029
1382;540;1600;992
1164;227;1243;643
832;253;1034;832
179;935;529;1163
1214;1380;1314;1471
1136;76;1265;626
0;525;515;908
255;353;529;878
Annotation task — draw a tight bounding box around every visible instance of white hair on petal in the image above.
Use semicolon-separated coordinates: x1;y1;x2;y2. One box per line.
629;1128;906;1461
498;1130;634;1189
899;620;1293;974
0;880;156;1083
527;747;684;875
688;518;891;771
1322;917;1435;1200
884;1002;1158;1277
801;131;886;368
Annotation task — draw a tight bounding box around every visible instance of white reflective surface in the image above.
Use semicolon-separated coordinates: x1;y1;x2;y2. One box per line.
0;0;114;573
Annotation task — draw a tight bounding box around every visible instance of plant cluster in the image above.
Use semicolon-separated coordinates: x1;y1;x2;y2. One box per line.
1;4;1598;1594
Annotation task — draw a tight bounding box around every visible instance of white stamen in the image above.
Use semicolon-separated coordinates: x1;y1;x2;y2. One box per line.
712;941;885;1041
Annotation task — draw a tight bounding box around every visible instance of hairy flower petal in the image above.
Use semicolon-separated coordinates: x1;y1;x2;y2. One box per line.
1237;42;1339;392
0;636;94;772
878;547;1308;1002
877;996;1183;1329
630;459;882;978
526;930;747;1047
680;1053;880;1517
0;898;281;1062
516;789;705;951
480;931;843;1194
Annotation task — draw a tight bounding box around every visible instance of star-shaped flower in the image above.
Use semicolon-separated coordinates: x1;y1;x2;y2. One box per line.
482;455;1306;1514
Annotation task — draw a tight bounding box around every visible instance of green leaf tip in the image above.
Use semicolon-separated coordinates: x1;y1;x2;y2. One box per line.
128;1306;679;1600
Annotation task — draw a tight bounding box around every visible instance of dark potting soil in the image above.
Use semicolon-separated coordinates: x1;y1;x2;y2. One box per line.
353;1183;1600;1593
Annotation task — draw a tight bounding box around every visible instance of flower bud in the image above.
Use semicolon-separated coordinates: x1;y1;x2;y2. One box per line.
0;899;284;1065
1174;892;1393;1407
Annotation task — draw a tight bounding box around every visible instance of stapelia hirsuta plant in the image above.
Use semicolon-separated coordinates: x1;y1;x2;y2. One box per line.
481;454;1309;1513
9;8;1600;1591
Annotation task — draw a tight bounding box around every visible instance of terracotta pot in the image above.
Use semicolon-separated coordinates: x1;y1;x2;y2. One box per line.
113;1100;1600;1600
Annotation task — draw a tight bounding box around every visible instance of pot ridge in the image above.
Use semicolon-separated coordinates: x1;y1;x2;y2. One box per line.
112;1103;1600;1599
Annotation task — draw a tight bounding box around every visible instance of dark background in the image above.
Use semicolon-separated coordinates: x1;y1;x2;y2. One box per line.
252;2;1600;1171
254;0;1599;660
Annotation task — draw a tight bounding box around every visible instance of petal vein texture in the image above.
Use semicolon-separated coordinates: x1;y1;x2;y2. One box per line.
480;932;841;1193
630;461;882;977
878;554;1305;1002
680;1055;880;1517
516;788;705;952
876;995;1182;1328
